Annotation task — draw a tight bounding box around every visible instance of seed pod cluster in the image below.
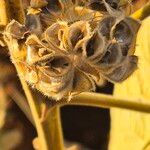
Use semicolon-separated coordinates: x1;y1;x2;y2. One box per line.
4;0;140;100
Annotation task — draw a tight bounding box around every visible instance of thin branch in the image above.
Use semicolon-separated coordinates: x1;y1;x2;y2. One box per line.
61;92;150;114
13;63;64;150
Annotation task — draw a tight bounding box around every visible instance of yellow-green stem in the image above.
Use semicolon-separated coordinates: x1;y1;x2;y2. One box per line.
6;1;64;149
13;63;64;150
61;92;150;114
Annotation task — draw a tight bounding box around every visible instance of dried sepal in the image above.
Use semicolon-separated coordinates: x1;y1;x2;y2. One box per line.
98;15;140;55
88;0;120;12
104;55;138;82
88;0;106;11
26;55;74;100
4;20;27;40
4;21;27;64
66;21;91;51
46;0;64;12
27;7;42;15
77;60;103;86
98;16;116;39
25;34;54;64
83;31;105;60
72;68;96;93
39;55;72;77
44;22;68;49
30;0;48;8
111;17;140;42
111;17;141;55
25;14;42;35
98;43;122;69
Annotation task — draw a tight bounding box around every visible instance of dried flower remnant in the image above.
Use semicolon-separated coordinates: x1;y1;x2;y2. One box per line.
30;0;48;8
89;0;120;11
4;0;140;100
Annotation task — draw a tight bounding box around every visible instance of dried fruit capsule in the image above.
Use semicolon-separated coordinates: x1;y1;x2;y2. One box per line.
4;0;140;100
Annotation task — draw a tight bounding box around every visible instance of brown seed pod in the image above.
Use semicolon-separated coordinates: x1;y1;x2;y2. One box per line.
4;0;140;100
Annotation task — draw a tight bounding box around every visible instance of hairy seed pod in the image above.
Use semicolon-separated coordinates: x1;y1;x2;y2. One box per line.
4;0;140;100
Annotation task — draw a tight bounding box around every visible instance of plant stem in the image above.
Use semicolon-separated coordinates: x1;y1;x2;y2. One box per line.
61;92;150;114
131;2;150;20
13;62;64;150
6;81;64;149
5;0;64;149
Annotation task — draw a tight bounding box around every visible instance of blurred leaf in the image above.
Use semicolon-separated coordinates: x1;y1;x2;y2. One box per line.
0;0;9;26
0;86;7;129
